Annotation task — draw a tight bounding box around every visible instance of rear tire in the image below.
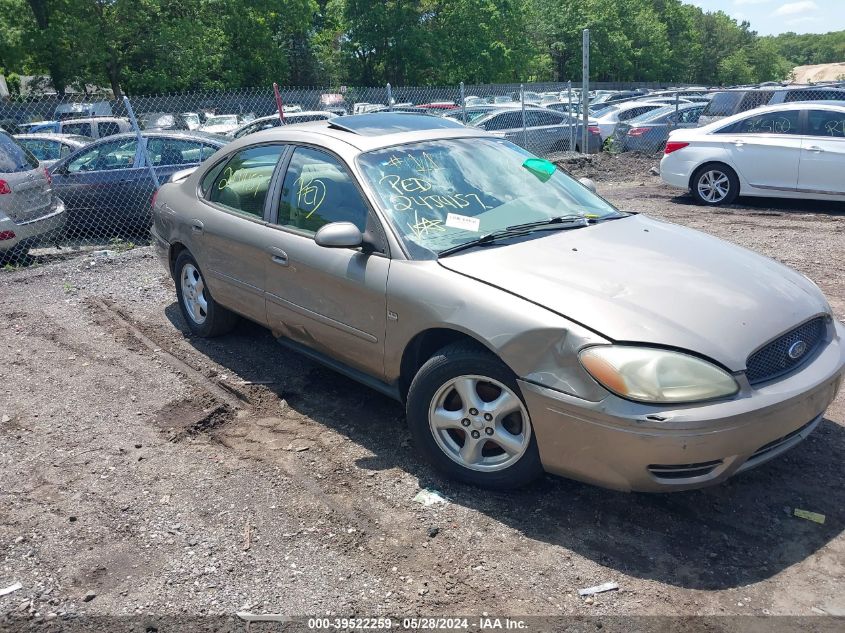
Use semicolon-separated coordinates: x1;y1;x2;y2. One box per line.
406;342;543;489
174;250;238;337
690;163;739;206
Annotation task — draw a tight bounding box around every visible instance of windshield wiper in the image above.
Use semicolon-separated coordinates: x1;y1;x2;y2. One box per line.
438;216;589;258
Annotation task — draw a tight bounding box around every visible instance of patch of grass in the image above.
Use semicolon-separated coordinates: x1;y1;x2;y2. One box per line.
109;237;136;253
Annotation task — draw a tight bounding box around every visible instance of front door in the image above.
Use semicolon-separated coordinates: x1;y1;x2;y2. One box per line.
264;146;389;379
798;109;845;196
720;108;802;191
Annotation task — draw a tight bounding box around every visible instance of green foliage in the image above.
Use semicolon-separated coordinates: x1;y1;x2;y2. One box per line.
0;0;841;93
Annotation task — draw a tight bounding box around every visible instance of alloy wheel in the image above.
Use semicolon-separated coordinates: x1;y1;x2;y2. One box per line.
180;263;208;325
697;169;730;203
428;375;531;472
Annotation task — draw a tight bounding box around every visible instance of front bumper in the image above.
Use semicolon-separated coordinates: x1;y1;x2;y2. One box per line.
0;198;66;254
520;320;845;492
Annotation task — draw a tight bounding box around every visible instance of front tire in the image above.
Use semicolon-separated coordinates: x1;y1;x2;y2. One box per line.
406;342;543;489
174;250;239;337
690;163;739;206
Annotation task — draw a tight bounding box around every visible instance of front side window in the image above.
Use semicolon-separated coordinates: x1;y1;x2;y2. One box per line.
480;111;522;131
358;138;619;256
67;138;137;172
278;147;369;234
207;144;285;217
807;109;845;138
720;110;801;135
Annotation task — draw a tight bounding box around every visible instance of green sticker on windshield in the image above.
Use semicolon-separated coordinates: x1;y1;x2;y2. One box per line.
522;158;556;182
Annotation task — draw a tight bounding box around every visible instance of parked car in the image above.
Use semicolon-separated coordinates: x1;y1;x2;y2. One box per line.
13;133;93;168
199;115;242;135
54;101;113;121
228;112;338;139
49;130;228;235
150;112;845;492
698;86;845;126
442;105;500;124
661;102;845;205
138;112;194;131
592;101;667;142
609;103;705;153
28;117;131;139
181;113;202;130
471;106;602;153
0;130;65;261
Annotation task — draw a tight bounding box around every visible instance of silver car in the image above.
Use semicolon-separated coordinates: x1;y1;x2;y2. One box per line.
0;131;65;261
152;113;845;492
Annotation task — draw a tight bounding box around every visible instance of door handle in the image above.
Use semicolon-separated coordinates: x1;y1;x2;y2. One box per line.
806;145;824;153
268;247;289;267
190;220;204;234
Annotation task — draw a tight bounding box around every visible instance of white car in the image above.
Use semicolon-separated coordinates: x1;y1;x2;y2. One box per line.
660;102;845;205
199;114;242;135
592;101;667;141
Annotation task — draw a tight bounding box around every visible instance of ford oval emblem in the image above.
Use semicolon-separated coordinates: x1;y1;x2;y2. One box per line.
788;340;807;360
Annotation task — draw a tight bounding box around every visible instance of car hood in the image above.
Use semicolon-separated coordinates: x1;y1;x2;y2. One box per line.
437;215;829;371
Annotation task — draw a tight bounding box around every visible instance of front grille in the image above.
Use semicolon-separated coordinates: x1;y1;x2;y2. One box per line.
746;317;826;385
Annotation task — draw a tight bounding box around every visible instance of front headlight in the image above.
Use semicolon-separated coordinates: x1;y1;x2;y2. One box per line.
579;346;739;404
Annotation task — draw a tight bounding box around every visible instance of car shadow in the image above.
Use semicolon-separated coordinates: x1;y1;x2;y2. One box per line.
164;303;844;591
669;192;845;216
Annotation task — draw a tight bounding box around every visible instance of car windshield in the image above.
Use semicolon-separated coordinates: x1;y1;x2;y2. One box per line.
357;138;620;256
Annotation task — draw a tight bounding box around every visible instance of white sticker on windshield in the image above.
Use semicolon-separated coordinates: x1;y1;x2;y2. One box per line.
445;213;480;232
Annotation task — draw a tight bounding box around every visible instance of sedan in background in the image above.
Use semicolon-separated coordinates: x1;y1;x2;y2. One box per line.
49;130;228;236
471;106;602;153
592;101;667;142
229;111;337;139
661;102;845;205
0;130;65;261
609;103;705;154
14;133;93;168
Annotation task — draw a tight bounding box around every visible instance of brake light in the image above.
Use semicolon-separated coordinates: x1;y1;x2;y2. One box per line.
0;230;15;241
664;141;689;155
44;168;52;186
627;127;648;137
0;180;10;195
588;125;601;135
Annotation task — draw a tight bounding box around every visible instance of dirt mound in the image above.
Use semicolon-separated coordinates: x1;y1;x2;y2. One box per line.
791;62;845;84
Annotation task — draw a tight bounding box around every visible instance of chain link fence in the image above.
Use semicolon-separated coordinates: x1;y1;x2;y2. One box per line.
0;81;843;267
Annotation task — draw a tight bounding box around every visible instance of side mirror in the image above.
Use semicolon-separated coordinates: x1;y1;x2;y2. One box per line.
578;177;597;193
314;222;363;249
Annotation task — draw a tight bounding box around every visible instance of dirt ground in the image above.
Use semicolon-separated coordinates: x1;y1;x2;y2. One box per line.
1;156;844;629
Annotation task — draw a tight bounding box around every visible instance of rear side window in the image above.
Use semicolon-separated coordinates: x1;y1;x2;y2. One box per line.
720;110;801;135
738;91;773;113
785;90;845;103
807;110;845;138
0;132;39;172
62;122;93;136
702;92;743;117
98;121;121;137
207;145;285;218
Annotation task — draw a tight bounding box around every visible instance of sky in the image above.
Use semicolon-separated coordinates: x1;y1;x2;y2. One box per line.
687;0;845;35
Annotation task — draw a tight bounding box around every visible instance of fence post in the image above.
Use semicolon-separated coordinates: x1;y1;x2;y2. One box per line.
123;95;159;190
581;28;590;154
386;83;393;111
567;80;574;152
520;83;527;149
460;82;466;124
673;91;680;132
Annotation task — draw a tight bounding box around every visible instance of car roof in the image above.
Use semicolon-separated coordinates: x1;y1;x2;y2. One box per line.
14;133;91;143
225;113;489;153
692;101;845;133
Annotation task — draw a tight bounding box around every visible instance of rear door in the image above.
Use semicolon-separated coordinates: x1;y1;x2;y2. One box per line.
798;109;845;196
263;145;389;378
195;143;287;323
717;109;802;191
